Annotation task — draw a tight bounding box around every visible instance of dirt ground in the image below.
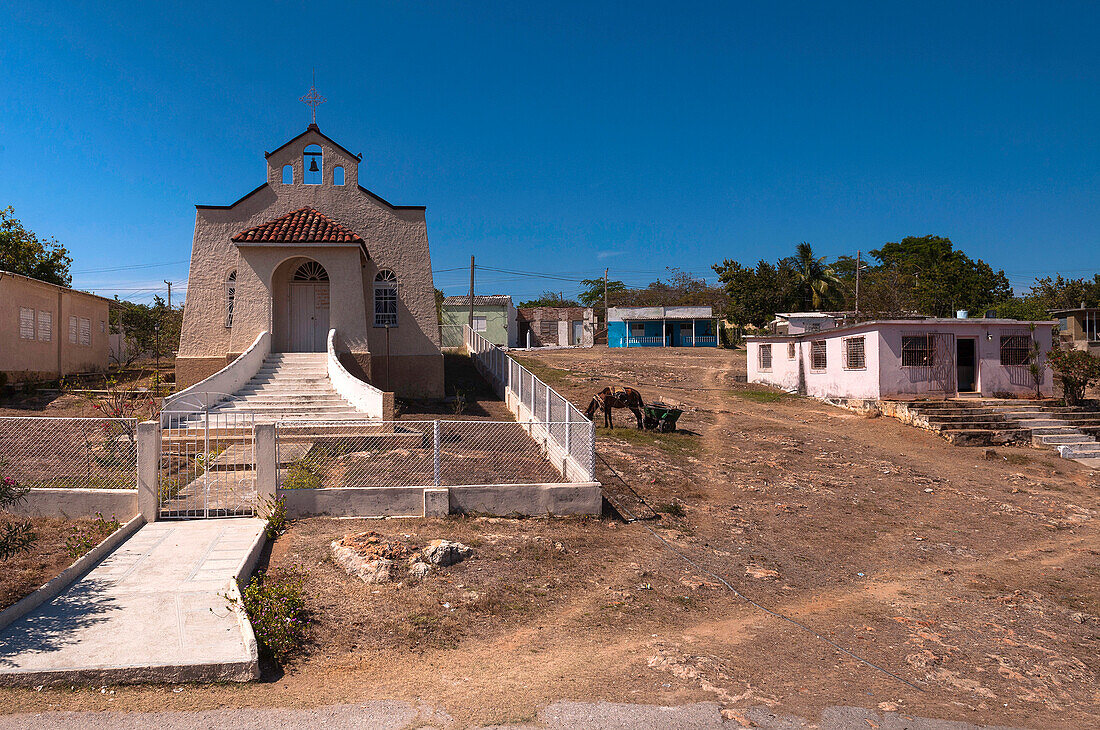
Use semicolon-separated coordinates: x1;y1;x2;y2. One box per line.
0;515;117;610
1;346;1098;728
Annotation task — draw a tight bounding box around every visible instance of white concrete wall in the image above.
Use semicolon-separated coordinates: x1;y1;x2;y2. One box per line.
162;331;269;423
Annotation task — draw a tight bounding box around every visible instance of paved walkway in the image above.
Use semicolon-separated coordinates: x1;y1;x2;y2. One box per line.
0;519;266;686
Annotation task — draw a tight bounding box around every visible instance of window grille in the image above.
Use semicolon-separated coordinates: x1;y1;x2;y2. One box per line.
901;335;933;367
225;271;236;328
69;315;78;344
374;270;398;326
1000;335;1031;366
787;342;796;359
845;336;866;369
19;308;34;340
79;317;91;346
759;344;772;370
810;340;827;370
37;310;52;342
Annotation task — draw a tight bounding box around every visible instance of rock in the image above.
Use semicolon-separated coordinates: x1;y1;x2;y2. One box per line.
331;541;397;584
422;539;474;567
745;565;779;580
408;561;431;581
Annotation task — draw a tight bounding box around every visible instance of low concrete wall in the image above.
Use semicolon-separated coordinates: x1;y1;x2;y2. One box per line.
279;486;425;518
162;330;270;425
278;482;603;518
450;482;602;516
8;488;139;519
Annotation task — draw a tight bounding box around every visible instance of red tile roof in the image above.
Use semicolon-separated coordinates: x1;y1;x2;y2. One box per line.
232;207;363;243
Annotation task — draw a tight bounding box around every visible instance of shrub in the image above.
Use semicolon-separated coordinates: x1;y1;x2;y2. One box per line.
64;512;121;560
0;462;35;560
229;569;310;665
282;459;322;489
1048;347;1100;406
260;495;288;540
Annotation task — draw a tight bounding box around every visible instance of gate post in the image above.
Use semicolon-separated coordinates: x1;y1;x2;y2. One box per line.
137;420;160;522
255;423;277;507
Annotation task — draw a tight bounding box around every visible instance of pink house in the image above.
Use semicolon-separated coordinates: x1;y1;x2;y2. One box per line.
747;318;1055;400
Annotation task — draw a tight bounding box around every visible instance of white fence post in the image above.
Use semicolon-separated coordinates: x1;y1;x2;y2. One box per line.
433;420;441;487
137;420;160;522
255;423;277;506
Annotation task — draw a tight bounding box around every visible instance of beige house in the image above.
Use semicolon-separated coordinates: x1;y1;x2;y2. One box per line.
0;270;111;382
177;124;444;398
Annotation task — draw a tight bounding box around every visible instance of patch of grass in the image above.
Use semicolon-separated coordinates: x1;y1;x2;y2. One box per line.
511;358;572;389
599;427;700;456
656;502;686;517
64;512;120;559
735;387;790;404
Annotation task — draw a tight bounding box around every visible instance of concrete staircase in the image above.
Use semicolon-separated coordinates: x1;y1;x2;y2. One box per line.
171;353;368;427
898;399;1100;465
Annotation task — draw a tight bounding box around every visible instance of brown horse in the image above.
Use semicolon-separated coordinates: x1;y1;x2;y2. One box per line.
584;386;645;429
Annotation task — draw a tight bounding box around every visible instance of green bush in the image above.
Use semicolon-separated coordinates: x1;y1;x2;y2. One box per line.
260;495;288;539
282;459;322;489
230;569;310;665
1048;347;1100;405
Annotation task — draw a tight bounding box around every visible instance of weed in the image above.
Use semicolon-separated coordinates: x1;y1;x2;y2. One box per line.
656;502;686;517
283;459;323;489
736;387;789;403
228;568;310;665
260;495;288;539
451;388;467;416
64;512;120;559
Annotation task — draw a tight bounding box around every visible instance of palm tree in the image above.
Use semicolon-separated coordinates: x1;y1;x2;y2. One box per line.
792;242;842;311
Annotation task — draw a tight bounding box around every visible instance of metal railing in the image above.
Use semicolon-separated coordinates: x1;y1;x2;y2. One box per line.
275;420;587;489
159;410;257;518
0;416;138;490
465;326;596;481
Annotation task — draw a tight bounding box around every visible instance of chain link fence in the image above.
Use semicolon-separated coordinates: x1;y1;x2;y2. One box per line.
275;420;589;489
465;327;596;480
0;417;138;490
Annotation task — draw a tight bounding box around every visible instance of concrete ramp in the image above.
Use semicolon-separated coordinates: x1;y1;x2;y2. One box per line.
0;519;266;686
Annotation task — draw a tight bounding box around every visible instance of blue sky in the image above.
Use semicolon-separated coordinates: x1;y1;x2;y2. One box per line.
1;1;1097;304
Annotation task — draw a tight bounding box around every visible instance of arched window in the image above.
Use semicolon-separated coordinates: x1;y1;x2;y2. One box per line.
374;270;398;326
303;144;322;185
281;164;293;184
225;271;236;328
293;261;329;281
333;165;345;186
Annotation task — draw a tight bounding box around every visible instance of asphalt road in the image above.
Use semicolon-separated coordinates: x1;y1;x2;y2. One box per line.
0;701;1027;729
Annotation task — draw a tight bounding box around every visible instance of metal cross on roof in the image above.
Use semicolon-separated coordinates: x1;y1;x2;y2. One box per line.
299;70;326;125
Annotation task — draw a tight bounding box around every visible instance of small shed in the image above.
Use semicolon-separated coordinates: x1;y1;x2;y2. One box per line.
1049;306;1100;355
440;295;517;348
608;306;718;348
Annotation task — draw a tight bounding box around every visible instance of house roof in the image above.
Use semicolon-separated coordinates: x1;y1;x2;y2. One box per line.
0;269;116;304
746;318;1057;340
442;295;513;307
1049;307;1100;315
231;207;363;244
608;305;713;321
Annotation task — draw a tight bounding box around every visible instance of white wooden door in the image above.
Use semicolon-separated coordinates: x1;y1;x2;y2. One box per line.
290;283;329;352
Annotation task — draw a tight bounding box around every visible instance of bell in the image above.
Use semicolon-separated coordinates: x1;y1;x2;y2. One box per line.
308;158;319;172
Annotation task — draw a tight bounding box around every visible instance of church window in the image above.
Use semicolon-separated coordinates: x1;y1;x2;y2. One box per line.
303;144;322;185
333;166;345;186
225;271;236;328
293;261;329;281
374;270;398;326
282;165;293;184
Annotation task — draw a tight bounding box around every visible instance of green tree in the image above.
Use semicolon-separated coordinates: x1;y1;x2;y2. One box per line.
712;258;799;327
791;242;843;310
579;277;627;307
517;291;581;308
1048;347;1100;405
110;296;182;366
0;207;72;286
870;235;1011;317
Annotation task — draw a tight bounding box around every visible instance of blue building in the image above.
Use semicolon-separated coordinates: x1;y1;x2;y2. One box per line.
608;306;718;348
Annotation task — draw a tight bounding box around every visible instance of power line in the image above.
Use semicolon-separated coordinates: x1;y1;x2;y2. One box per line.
71;259;190;275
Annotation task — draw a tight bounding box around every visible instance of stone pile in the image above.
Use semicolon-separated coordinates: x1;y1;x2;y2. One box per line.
331;531;473;584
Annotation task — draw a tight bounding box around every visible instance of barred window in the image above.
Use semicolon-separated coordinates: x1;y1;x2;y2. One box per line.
69;315;78;344
810;340;827;370
759;343;772;370
19;307;34;340
1000;335;1031;366
37;310;52;342
374;270;398;326
901;335;933;367
845;336;866;369
787;342;796;359
79;317;91;346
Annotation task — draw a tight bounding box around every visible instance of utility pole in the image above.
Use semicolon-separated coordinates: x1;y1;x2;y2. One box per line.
854;252;860;318
603;268;609;330
164;280;172;310
468;255;475;330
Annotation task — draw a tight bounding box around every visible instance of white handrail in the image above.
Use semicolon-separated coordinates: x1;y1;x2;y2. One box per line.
327;329;386;419
161;331;270;427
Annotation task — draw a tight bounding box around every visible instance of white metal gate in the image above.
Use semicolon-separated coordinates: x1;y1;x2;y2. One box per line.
159;410;257;519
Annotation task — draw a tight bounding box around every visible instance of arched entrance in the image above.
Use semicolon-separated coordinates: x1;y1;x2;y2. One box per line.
287;260;330;352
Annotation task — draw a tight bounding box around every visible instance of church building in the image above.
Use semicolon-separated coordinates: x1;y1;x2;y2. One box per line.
176;124;444;398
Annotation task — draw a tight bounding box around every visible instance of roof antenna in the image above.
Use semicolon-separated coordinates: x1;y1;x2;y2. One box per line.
299;68;326;126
